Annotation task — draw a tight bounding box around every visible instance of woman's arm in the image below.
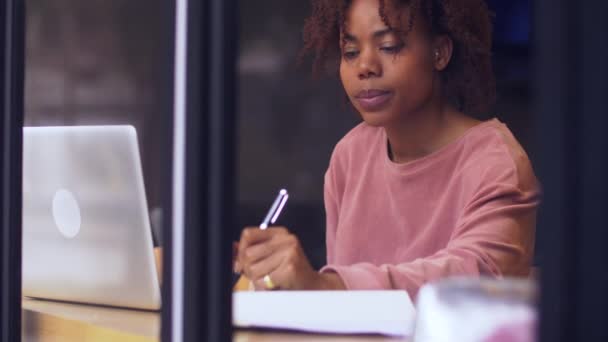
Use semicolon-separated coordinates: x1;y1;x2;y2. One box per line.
322;170;539;298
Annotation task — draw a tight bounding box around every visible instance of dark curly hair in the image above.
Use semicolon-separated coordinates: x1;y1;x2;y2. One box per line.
301;0;496;115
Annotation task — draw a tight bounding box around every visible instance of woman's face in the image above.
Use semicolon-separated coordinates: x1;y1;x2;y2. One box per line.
339;0;439;127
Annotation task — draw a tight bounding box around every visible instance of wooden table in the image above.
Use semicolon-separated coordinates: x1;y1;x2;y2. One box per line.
22;298;158;342
22;298;409;342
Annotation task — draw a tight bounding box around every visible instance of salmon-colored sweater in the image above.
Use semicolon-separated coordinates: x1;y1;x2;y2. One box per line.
321;119;540;298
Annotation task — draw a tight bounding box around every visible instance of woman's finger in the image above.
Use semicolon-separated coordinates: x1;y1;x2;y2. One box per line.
241;233;292;265
238;227;289;266
252;259;292;291
238;228;271;266
239;226;288;245
233;260;242;274
239;227;271;247
246;247;289;285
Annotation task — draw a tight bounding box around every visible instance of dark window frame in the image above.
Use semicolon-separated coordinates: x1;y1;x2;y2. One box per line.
0;0;24;341
536;1;608;341
166;0;237;340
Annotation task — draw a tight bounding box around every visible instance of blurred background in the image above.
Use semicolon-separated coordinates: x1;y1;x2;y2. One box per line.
24;0;534;270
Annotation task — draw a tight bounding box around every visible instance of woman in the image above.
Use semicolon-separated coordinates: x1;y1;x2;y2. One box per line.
235;0;539;298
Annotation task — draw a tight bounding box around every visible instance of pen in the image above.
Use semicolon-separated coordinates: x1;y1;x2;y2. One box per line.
259;189;289;229
232;189;289;285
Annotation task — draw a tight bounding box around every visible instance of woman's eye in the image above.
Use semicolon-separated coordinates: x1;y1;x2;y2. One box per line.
380;44;403;54
343;50;359;59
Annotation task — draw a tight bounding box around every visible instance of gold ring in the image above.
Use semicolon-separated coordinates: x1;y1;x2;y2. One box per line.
263;274;275;289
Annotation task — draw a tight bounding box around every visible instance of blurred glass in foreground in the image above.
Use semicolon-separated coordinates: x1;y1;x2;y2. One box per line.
414;277;536;342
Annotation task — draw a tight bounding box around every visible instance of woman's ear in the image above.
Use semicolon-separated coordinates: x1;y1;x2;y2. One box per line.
433;35;453;71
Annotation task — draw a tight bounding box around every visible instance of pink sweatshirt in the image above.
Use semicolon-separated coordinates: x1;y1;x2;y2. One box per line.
321;119;540;298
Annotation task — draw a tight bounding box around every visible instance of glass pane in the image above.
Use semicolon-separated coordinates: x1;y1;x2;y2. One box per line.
237;0;534;276
235;0;535;339
22;1;171;340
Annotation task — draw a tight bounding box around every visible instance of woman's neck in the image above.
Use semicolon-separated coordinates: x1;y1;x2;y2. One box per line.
384;103;479;164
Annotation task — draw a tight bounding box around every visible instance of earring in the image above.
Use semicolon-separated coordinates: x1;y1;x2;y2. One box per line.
435;50;440;59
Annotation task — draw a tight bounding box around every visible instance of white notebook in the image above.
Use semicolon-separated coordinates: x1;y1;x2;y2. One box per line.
232;290;416;336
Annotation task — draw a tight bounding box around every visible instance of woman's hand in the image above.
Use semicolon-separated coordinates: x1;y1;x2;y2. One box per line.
235;226;345;291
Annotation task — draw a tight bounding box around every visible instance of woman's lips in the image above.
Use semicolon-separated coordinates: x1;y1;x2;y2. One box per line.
354;89;393;111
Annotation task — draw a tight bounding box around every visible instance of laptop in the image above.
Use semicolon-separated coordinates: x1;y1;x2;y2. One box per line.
22;125;161;310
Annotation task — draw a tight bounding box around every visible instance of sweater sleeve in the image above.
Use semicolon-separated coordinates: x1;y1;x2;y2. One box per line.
321;160;539;298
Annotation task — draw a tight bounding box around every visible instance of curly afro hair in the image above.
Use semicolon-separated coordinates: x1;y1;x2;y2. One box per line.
301;0;496;115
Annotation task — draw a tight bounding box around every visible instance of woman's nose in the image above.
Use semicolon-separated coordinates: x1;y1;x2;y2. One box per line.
357;49;381;79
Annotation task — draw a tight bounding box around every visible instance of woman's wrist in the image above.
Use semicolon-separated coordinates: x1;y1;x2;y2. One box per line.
315;271;346;290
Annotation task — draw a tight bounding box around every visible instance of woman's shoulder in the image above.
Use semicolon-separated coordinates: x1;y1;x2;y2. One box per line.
466;119;530;165
461;118;537;189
